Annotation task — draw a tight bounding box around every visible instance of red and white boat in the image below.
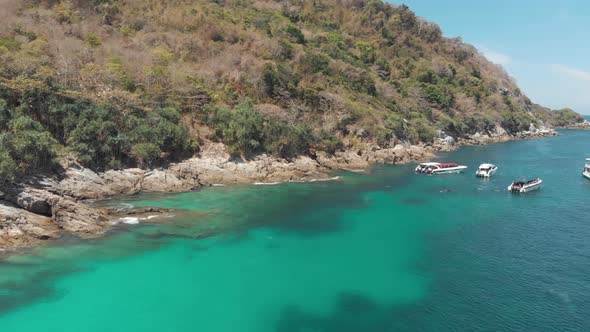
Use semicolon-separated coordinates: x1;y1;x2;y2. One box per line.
415;162;468;175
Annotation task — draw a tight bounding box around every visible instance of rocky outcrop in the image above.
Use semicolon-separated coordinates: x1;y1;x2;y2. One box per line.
1;183;110;237
0;200;60;248
559;120;590;130
0;141;442;250
58;164;199;200
457;125;558;146
52;142;441;197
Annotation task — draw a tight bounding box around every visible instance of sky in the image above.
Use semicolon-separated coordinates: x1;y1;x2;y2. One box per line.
399;0;590;114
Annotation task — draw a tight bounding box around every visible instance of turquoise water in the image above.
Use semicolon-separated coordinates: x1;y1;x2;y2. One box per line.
1;130;590;331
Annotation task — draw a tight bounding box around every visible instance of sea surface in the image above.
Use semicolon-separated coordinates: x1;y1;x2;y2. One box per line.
1;130;590;331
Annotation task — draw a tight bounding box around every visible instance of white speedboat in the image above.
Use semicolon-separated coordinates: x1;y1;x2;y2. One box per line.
429;163;468;174
583;159;590;180
415;162;442;173
508;178;542;193
475;163;498;177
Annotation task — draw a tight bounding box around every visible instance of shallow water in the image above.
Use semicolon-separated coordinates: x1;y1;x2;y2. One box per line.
1;130;589;331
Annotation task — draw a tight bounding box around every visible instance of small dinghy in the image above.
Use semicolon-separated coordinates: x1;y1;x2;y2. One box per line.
583;158;590;180
508;178;542;193
475;163;498;177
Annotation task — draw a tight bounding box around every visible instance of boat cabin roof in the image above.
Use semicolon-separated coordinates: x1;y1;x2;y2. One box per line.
437;163;458;168
478;163;495;168
513;178;540;185
419;162;440;166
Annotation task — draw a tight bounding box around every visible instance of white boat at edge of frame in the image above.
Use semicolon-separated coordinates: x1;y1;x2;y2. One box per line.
583;158;590;180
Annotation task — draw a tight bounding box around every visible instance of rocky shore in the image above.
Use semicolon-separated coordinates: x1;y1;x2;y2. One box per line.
0;127;558;251
559;120;590;130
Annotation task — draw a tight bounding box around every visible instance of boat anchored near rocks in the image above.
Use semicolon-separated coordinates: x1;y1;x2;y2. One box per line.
508;178;543;193
415;162;441;173
415;162;468;175
475;163;498;177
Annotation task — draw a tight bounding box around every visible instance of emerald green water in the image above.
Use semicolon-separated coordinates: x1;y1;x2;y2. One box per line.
1;130;590;331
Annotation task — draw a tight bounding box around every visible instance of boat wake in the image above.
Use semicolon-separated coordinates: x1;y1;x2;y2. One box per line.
254;176;342;186
111;203;135;213
292;176;342;183
254;181;282;186
111;215;159;225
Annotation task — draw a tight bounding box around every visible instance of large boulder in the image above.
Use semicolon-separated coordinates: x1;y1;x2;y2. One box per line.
141;170;199;192
101;168;145;195
1;184;110;237
0;200;60;248
332;150;370;170
58;166;106;199
46;195;110;235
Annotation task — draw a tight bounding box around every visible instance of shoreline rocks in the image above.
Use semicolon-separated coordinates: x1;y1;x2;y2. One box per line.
0;129;560;251
558;120;590;130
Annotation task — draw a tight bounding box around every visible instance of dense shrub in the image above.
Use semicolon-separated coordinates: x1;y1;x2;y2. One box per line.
131;143;161;167
260;63;299;99
0;113;57;178
421;83;453;109
277;39;294;60
407;117;437;143
262;122;313;158
546;108;584;127
207;102;265;157
356;41;376;64
301;52;330;74
316;133;343;154
285;24;305;44
63;105;193;169
206;101;314;158
0;93;195;174
500;111;533;134
347;70;377;96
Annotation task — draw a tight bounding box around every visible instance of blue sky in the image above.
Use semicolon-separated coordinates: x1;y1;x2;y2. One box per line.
399;0;590;114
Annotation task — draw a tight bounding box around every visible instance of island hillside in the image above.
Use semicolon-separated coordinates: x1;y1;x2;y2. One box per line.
0;0;586;250
0;0;584;178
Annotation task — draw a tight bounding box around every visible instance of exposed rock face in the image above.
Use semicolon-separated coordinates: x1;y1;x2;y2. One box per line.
560;120;590;130
0;200;60;247
140;170;198;192
458;125;557;146
58;165;199;199
1;183;110;237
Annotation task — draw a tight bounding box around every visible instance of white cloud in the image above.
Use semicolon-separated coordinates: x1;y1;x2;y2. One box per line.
478;46;511;66
551;64;590;82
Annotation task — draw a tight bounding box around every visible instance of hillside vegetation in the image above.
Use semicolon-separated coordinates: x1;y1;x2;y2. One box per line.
0;0;582;179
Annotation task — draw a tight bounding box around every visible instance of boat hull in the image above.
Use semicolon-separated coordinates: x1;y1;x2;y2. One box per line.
583;171;590;180
476;168;497;177
519;184;541;193
508;179;543;193
430;166;468;175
